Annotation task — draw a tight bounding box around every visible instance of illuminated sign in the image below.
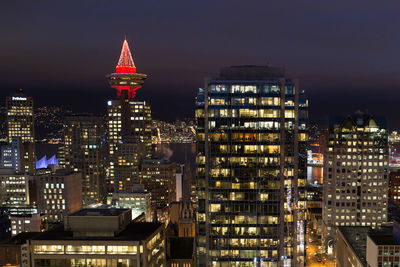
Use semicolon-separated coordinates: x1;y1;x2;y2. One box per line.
12;97;27;101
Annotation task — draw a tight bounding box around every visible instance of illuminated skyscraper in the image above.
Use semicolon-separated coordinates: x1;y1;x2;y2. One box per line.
64;115;106;205
322;112;388;248
6;89;35;173
106;38;152;192
195;66;308;266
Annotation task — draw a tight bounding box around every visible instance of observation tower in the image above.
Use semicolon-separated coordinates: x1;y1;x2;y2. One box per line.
106;37;147;99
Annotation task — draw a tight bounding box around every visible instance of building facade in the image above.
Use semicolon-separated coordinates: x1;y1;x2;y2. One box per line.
34;170;82;224
107;186;152;221
1;136;22;172
323;113;388;246
141;159;177;209
389;170;400;206
64;114;106;205
29;209;165;267
6;88;35;173
195;66;308;266
0;168;31;206
10;213;43;236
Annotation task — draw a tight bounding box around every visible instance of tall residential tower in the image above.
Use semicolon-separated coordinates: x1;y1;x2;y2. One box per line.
196;66;308;266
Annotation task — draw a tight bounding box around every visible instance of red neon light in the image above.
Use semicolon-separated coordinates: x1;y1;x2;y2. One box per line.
115;86;140;99
116;38;136;73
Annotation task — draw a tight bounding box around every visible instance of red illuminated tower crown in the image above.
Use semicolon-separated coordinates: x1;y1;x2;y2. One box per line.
106;37;147;99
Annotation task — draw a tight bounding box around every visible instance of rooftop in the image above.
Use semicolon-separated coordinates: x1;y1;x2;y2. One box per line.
167;237;194;260
69;208;130;217
0;232;41;245
143;159;173;165
33;222;163;241
368;227;399;246
338;227;370;266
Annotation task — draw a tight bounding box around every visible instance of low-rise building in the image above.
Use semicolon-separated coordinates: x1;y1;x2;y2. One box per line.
336;227;369;267
107;184;152;221
10;213;43;236
29;208;165;267
0;232;40;267
336;223;400;267
389;170;400;206
33;170;82;224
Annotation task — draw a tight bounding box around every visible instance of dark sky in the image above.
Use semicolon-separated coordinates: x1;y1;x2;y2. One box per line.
1;1;400;127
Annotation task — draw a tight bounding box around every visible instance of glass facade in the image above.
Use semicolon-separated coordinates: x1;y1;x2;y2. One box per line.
196;66;307;266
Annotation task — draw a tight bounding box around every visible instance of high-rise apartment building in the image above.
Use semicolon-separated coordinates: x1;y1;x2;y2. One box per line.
195;66;308;266
322;113;388;246
6;89;35;173
106;38;152;193
141;159;177;209
64;114;105;204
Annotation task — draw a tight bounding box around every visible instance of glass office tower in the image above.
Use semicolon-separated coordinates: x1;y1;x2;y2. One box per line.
195;66;308;267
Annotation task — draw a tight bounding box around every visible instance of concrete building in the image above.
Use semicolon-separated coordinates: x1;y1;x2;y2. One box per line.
34;170;82;224
113;140;146;192
141;159;177;209
195;65;308;266
64;114;106;205
0;168;30;206
389;170;400;206
6;88;35;173
323;113;389;246
336;223;400;267
10;213;43;236
107;184;152;221
0;232;40;267
336;227;369;267
1;137;22;172
176;163;194;203
29;208;165;267
106;38;152;193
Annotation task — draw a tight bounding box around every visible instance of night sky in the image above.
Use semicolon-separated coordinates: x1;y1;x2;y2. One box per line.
1;1;400;127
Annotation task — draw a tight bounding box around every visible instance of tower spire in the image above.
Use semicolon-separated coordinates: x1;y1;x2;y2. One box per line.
116;38;136;73
106;37;147;99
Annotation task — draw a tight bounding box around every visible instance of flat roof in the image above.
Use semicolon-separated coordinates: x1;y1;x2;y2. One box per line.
167;237;194;260
338;227;370;266
0;232;41;245
368;227;398;246
33;222;163;241
69;208;130;217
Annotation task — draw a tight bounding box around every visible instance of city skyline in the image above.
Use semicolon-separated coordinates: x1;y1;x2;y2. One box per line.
1;1;400;126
